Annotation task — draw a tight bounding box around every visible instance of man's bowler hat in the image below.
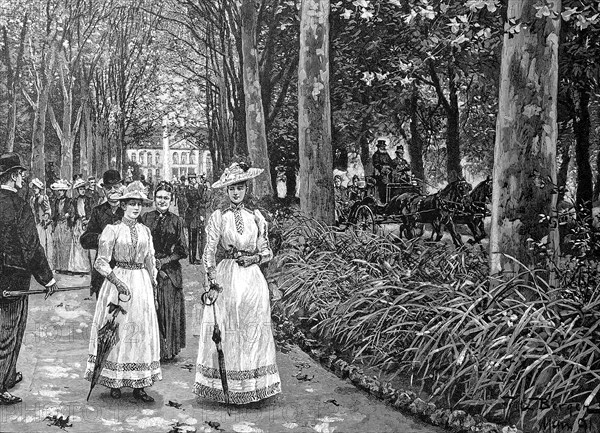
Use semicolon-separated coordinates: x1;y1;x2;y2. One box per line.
0;153;26;176
102;169;122;187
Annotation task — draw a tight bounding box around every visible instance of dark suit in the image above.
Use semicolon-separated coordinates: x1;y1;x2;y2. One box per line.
184;184;207;263
80;201;124;296
0;187;54;391
372;150;394;203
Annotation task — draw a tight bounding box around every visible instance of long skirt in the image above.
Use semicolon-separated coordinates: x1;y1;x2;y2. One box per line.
156;272;186;360
67;220;91;273
194;259;281;404
0;299;28;391
84;267;161;389
37;223;54;270
53;220;71;272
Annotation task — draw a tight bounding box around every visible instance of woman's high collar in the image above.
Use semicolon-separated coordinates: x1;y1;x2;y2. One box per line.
122;216;137;227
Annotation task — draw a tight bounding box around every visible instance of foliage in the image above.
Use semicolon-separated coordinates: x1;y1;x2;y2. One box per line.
271;217;600;430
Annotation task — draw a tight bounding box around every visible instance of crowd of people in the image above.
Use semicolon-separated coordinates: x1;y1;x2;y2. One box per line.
0;152;280;407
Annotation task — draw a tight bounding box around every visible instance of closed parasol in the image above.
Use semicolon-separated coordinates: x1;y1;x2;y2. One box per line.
201;282;230;415
86;298;129;401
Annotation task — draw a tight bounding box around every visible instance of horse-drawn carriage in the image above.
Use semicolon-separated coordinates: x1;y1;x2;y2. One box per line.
339;176;492;247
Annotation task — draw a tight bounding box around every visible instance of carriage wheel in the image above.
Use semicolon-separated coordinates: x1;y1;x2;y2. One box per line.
354;205;376;234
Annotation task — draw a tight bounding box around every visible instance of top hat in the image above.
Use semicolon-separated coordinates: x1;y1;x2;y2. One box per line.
102;169;122;187
188;172;197;179
395;145;404;153
376;139;388;149
211;162;263;189
0;153;26;177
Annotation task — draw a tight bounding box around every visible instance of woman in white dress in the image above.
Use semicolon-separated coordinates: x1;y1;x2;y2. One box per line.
84;182;161;402
67;178;93;273
194;162;281;405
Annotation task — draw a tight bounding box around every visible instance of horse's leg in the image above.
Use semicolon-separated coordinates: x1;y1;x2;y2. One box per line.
447;220;463;247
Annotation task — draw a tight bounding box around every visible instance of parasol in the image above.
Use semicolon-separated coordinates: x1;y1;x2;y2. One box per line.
86;300;128;401
201;282;230;415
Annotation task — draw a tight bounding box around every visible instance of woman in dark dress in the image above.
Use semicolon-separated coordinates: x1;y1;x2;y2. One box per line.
141;181;188;361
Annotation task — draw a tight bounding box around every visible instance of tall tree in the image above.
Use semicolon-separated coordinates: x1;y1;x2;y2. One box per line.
298;0;334;223
489;0;561;281
240;0;272;196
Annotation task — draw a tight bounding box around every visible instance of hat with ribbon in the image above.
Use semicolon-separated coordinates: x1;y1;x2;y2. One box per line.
29;178;45;190
50;179;71;191
116;181;152;205
0;153;26;177
73;178;87;190
211;162;263;189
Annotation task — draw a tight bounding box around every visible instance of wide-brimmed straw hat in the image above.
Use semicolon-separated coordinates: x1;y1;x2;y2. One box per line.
73;179;87;189
29;178;44;190
50;179;71;191
211;162;264;189
116;181;152;205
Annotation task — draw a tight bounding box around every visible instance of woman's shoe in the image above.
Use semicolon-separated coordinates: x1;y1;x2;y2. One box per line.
8;372;22;389
110;388;121;399
0;391;22;405
133;388;154;402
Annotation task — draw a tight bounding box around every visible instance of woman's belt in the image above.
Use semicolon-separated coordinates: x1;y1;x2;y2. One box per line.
115;261;144;270
223;249;257;259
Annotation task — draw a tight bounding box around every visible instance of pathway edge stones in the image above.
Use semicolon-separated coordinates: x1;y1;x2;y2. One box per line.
271;308;522;433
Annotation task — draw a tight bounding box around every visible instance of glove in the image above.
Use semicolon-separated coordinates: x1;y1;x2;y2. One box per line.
45;283;58;300
107;272;130;297
236;254;260;267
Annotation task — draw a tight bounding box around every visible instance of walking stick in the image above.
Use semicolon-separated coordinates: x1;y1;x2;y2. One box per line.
2;286;90;298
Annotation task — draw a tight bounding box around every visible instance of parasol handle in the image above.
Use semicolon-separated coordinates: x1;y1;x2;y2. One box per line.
2;286;90;298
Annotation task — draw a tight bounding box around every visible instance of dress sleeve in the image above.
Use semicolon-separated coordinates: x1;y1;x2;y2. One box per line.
202;210;222;270
254;210;273;264
143;225;158;285
94;224;117;277
170;216;188;261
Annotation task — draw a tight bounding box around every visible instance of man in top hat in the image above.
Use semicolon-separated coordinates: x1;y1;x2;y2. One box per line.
392;145;411;184
184;172;207;264
0;152;57;405
80;169;124;297
372;138;394;203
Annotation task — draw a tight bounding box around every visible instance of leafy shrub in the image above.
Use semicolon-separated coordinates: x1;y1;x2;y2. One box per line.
270;215;600;431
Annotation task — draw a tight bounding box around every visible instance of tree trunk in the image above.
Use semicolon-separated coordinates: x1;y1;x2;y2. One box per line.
31;86;51;182
409;83;426;192
446;62;462;182
572;87;592;223
298;0;334;223
240;0;273;197
489;0;561;284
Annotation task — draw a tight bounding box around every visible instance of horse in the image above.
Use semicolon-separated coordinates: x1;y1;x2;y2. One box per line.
450;177;492;243
388;179;473;247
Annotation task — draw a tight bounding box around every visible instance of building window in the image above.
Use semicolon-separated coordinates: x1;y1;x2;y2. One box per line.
173;152;179;165
155;169;160;180
131;153;137;163
139;151;144;165
155;152;160;164
190;152;195;165
181;152;188;165
172;168;178;179
148;153;153;166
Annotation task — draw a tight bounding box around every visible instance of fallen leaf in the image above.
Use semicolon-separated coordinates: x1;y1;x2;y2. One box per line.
167;400;182;409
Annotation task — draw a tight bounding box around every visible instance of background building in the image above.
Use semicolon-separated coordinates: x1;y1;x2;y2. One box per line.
126;133;211;183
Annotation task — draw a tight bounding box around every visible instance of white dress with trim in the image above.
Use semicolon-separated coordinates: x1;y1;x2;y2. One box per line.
194;206;281;404
84;219;162;389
